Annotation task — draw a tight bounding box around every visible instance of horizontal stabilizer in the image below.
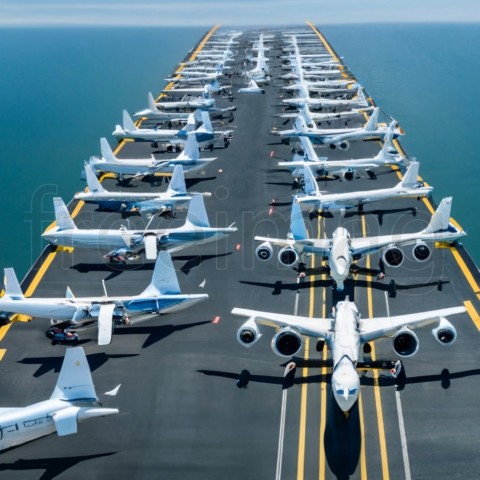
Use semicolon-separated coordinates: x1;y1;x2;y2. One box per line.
98;303;115;346
53;406;119;437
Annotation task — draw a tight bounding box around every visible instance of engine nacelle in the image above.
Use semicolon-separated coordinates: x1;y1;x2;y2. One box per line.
432;317;457;346
237;318;262;347
255;241;273;261
342;168;355;181
393;328;419;357
412;241;431;262
382;246;404;267
271;327;303;357
278;246;299;266
338;140;350;151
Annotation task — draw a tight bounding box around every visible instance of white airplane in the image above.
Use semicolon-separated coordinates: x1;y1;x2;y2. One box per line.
0;252;208;345
86;133;217;180
282;79;355;91
112;110;213;145
75;164;210;216
274;108;403;150
0;347;119;451
232;299;466;412
279;126;405;181
283;86;370;110
162;80;232;95
296;161;432;213
238;80;265;94
42;195;237;262
254;197;466;290
134;92;214;117
278;103;374;123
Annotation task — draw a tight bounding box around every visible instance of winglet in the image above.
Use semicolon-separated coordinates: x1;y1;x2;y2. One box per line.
166;165;187;195
3;268;24;299
185;195;210;228
290;200;308;240
423;197;453;234
140;251;181;296
85;163;106;193
50;347;97;401
53;197;77;231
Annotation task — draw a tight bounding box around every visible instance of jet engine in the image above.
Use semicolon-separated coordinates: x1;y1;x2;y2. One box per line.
338;140;350;151
255;241;273;261
278;246;299;266
382;246;404;267
432;318;457;346
342;168;355;181
393;328;419;357
271;327;303;357
237;318;262;347
412;241;431;262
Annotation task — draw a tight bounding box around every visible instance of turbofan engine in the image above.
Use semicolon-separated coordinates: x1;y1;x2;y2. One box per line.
271;327;303;357
278;246;299;266
338;140;350;151
393;328;419;357
342;168;355;181
432;318;457;346
382;246;404;267
237;318;262;347
255;241;273;261
412;241;431;262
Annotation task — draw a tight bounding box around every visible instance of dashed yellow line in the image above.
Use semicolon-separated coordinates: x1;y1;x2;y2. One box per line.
464;300;480;330
0;349;6;361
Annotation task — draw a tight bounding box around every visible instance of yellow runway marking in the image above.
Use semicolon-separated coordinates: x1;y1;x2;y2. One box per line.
358;392;368;480
297;337;309;480
464;301;480;331
0;349;6;361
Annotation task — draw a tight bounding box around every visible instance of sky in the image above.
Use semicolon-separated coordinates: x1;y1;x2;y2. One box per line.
0;0;480;27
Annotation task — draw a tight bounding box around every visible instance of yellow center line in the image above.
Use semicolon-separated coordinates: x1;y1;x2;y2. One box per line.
464;301;480;329
361;216;390;480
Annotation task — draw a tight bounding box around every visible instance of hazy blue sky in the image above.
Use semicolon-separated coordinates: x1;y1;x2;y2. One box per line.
1;0;479;27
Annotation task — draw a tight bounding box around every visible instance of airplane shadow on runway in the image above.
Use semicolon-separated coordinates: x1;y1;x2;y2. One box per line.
172;252;232;275
185;176;217;189
18;353;139;378
70;262;154;281
0;451;117;480
343;206;418;226
239;278;333;294
114;320;211;349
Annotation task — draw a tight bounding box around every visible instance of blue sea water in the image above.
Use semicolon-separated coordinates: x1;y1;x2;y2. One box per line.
0;24;478;279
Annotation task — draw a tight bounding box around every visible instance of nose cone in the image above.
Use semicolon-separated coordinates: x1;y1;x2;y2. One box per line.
42;231;59;245
332;360;360;412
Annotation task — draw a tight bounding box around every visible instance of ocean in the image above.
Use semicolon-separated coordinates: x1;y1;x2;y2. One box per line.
0;24;478;279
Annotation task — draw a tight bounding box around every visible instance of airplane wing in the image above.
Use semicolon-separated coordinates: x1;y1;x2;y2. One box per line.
349;233;415;257
232;308;332;338
360;306;466;343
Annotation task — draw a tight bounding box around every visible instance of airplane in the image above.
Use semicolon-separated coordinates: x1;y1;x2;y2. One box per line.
0;251;208;345
282;79;356;91
86;133;217;180
238;80;265;94
254;197;466;290
232;299;466;413
278;125;405;181
42;195;237;262
161;79;232;95
277;103;374;123
112;110;214;145
75;164;210;216
0;347;119;451
273;108;403;150
295;161;432;213
282;86;370;110
134;92;214;117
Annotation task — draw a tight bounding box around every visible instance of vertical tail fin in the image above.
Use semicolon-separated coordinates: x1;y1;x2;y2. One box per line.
185;195;210;228
398;161;419;189
166;165;187;195
122;110;137;132
364;107;379;132
50;347;97;401
179;131;200;160
179;113;197;135
290;200;308;240
53;197;77;231
299;136;319;161
140;251;181;296
100;138;117;162
302;164;320;196
84;163;106;193
294;116;307;134
147;92;159;112
3;268;24;299
199;111;213;133
423;197;453;234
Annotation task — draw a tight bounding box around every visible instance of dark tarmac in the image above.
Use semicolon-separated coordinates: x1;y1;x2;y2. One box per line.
0;25;479;480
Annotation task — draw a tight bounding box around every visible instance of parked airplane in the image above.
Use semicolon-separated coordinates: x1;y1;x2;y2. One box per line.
75;164;209;216
42;195;237;261
296;161;432;213
0;347;119;450
274;108;402;150
113;110;214;145
0;252;208;345
283;86;370;110
238;80;265;94
134;92;214;118
162;80;232;95
86;133;217;180
232;299;466;412
254;197;466;290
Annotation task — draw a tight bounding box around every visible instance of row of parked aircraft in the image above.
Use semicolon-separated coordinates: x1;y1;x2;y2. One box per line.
230;31;467;414
0;29;245;452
